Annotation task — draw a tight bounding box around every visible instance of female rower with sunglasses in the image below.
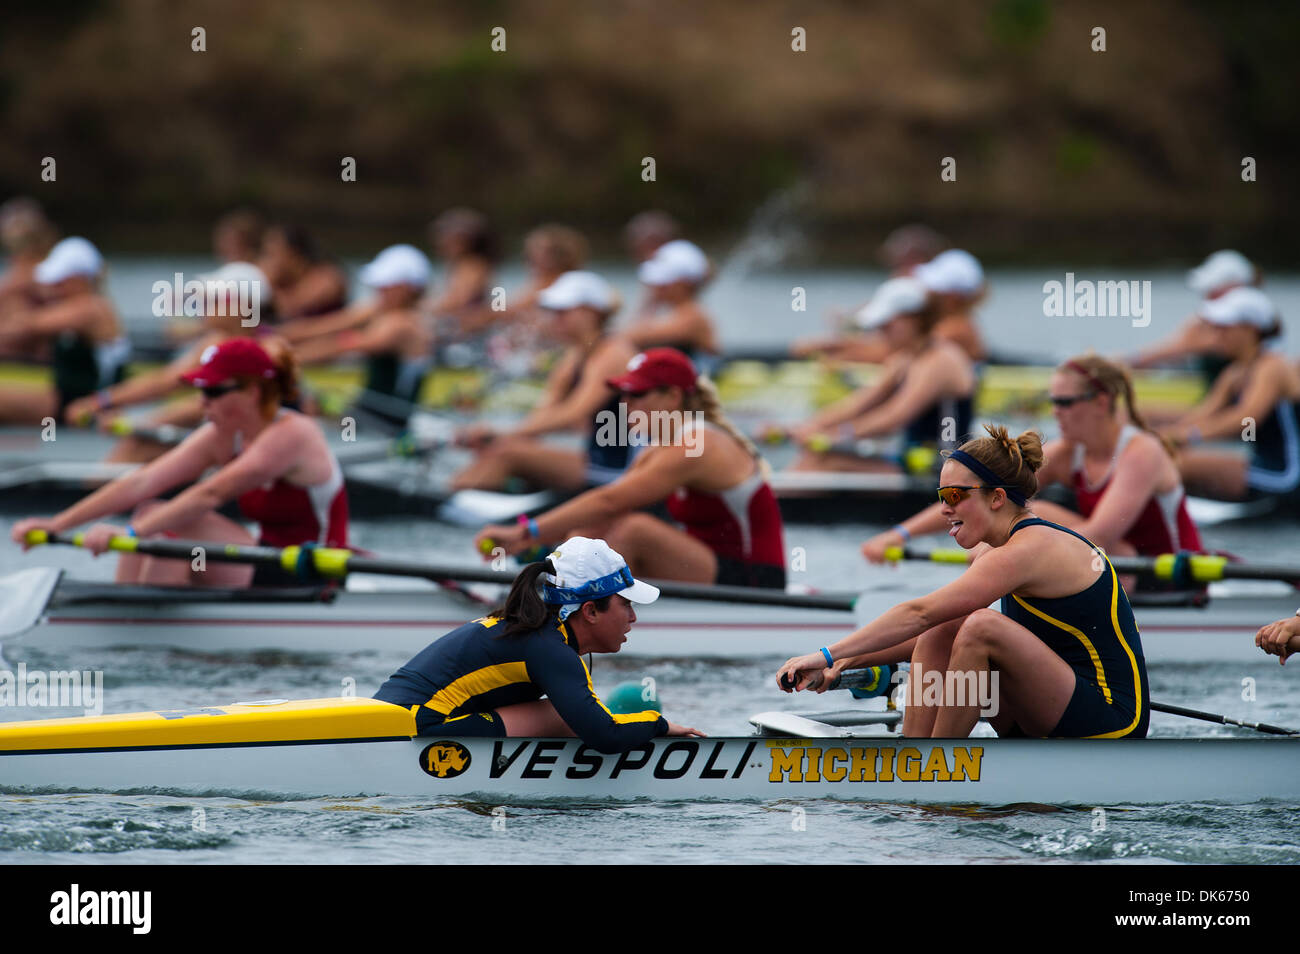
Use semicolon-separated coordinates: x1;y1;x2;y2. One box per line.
782;276;976;477
861;355;1202;578
778;425;1149;741
475;348;787;589
12;337;348;588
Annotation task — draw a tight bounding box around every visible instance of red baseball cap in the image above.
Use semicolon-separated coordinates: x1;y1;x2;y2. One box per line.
606;348;698;394
181;338;277;387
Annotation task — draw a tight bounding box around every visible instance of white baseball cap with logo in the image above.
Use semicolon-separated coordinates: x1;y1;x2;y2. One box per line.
637;239;710;286
541;536;660;620
1188;250;1255;296
1199;286;1278;329
913;249;984;295
34;236;103;284
359;244;433;290
537;270;617;312
855;277;930;329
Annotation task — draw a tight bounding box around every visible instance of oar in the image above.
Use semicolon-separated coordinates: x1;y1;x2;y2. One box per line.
0;567;64;639
1150;701;1299;737
830;669;1300;736
884;546;1300;585
24;531;861;611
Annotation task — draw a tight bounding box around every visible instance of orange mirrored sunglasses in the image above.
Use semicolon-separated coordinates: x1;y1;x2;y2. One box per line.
937;485;984;506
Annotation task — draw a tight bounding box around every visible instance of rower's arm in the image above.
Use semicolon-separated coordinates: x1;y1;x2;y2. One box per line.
797;366;898;434
130;417;307;537
533;450;689;541
620;306;710;352
0;297;90;342
278;301;378;344
1173;365;1238;430
511;343;633;438
845;355;961;439
1185;358;1285;442
275;265;348;320
95;340;207;411
45;426;220;533
828;544;1028;669
530;642;667;754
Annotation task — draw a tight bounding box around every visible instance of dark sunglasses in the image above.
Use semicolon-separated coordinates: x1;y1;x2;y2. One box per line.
198;382;243;400
1049;391;1096;408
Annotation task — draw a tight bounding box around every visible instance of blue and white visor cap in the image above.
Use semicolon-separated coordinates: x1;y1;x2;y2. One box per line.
913;248;984;295
855;277;929;330
541;537;660;610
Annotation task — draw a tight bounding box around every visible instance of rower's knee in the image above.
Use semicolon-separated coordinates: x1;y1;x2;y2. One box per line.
603;511;658;549
953;608;1005;651
129;499;168;521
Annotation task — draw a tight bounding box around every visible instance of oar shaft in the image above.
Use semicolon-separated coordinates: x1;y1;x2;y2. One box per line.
1151;701;1298;736
26;532;859;611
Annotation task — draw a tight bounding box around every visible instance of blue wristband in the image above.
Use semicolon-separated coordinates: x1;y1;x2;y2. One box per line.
527;517;541;540
892;524;911;542
125;525;137;538
820;647;833;667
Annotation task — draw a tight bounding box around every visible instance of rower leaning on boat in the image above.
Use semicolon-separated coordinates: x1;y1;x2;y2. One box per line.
779;425;1149;741
375;537;702;751
11;337;348;588
862;355;1204;585
476;348;788;588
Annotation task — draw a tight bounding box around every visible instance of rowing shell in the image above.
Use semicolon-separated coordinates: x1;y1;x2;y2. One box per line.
4;571;1290;665
0;698;1293;804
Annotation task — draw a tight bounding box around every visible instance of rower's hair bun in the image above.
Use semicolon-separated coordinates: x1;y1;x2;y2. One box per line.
984;423;1043;477
954;424;1043;504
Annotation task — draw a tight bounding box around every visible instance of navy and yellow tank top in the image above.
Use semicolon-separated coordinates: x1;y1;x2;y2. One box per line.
1000;518;1149;738
374;614;666;753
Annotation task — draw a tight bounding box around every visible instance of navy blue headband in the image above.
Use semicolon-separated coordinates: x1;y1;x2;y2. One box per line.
947;449;1028;506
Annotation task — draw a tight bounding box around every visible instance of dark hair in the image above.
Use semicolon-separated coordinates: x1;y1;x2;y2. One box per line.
430;208;501;264
268;224;326;263
489;559;612;639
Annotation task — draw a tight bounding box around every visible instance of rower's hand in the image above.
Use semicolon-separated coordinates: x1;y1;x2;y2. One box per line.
474;523;528;558
82;523;128;556
967;541;994;564
62;396;100;428
1255;617;1300;665
10;517;58;550
456;423;498;450
757;423;789;446
861;530;906;565
776;654;837;693
666;721;707;738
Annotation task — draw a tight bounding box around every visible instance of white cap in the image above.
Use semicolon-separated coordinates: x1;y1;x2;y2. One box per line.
537;270;616;312
913;249;984;295
359;244;432;290
1199;287;1278;329
198;261;274;305
1188;250;1255;296
855;277;930;329
541;536;660;616
637;239;710;286
34;236;103;284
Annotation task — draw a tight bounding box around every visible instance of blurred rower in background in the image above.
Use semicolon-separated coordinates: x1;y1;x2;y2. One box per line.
621;238;720;372
258;224;348;321
1159;288;1300;502
0;197;59;323
424;207;501;352
450;270;636;492
0;236;130;425
782;276;975;477
291;243;434;433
